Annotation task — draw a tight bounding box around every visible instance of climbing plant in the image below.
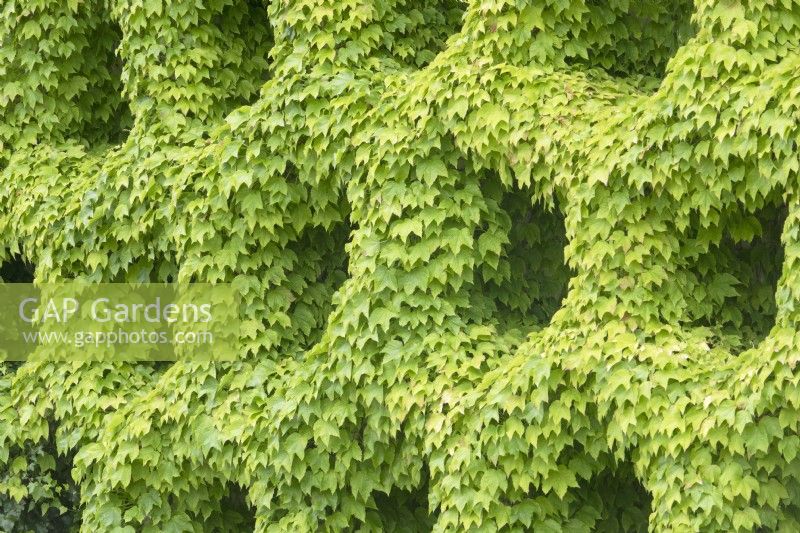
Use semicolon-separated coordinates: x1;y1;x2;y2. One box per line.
1;0;800;531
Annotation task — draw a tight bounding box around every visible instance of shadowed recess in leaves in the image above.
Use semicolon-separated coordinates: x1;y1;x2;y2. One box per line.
685;195;786;351
371;469;434;532
0;424;80;533
582;462;652;533
470;171;572;331
0;253;34;283
562;0;696;82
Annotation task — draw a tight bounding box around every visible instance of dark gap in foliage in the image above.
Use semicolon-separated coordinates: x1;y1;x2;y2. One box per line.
264;163;351;350
582;462;652;532
214;0;274;110
0;425;80;533
124;253;178;284
0;253;32;369
215;482;256;531
288;216;351;350
0;253;34;283
164;480;255;531
689;195;786;351
81;18;132;145
104;253;176;372
471;173;572;331
370;467;434;532
564;0;696;83
402;0;467;67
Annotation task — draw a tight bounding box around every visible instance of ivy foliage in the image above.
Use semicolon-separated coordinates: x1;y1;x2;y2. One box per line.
1;0;799;531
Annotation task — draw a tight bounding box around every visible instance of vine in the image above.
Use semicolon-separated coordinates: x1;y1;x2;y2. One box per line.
1;0;800;531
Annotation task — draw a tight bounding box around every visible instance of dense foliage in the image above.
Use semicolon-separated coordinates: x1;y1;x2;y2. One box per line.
0;0;799;531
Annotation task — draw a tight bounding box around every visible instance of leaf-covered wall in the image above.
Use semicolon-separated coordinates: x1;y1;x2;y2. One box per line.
1;0;799;531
